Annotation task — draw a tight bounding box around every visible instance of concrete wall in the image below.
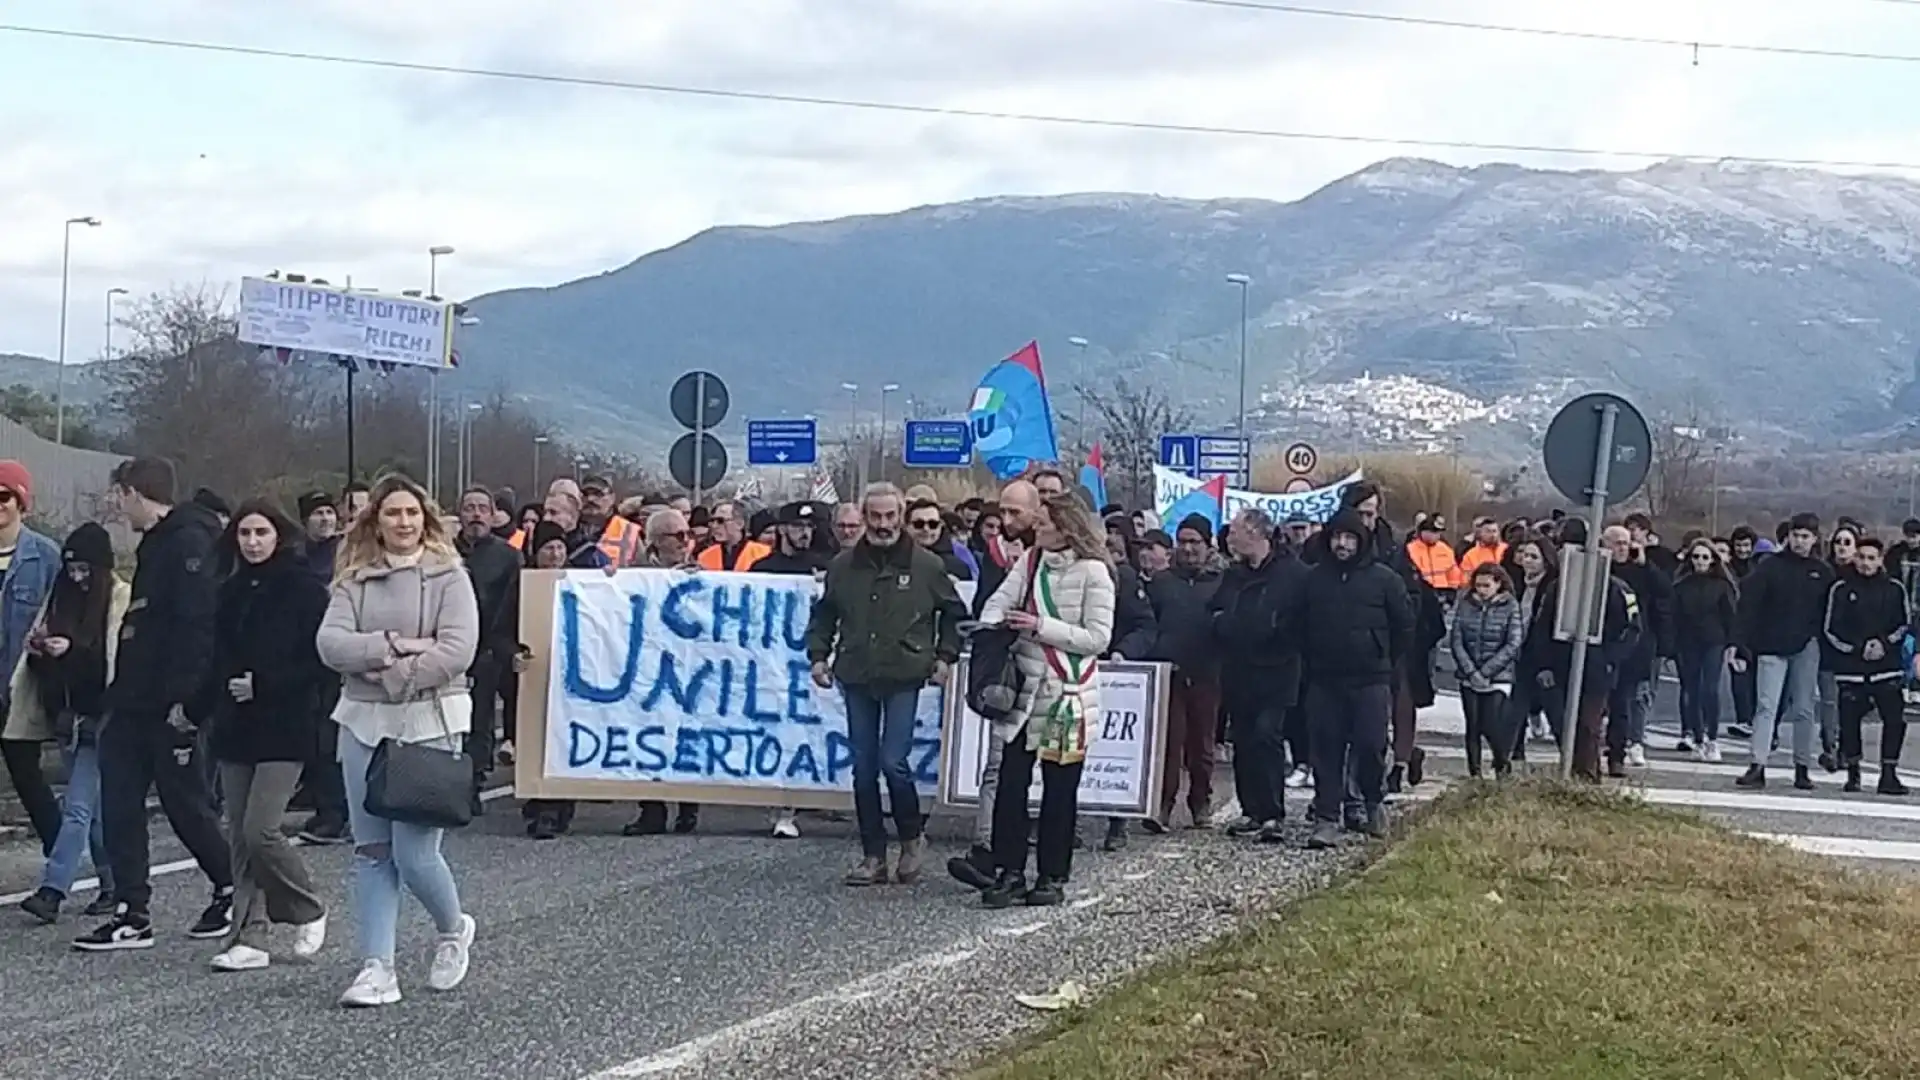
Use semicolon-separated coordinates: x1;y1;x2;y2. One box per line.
0;412;127;536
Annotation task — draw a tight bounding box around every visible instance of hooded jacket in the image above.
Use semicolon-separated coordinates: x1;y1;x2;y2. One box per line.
208;549;330;764
1737;547;1834;657
106;500;224;719
1143;552;1225;674
1822;568;1909;683
1300;512;1414;688
1208;543;1308;706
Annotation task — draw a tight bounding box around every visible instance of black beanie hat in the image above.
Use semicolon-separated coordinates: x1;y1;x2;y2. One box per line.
529;520;567;556
63;522;114;571
297;490;333;521
1177;513;1213;542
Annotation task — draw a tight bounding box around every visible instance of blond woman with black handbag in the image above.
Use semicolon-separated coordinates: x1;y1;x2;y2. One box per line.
316;474;479;1008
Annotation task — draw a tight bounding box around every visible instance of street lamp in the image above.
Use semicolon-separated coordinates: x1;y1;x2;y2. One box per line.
425;245;456;497
841;382;862;491
460;401;483;492
533;434;550;496
1067;336;1090;455
56;215;102;446
103;287;128;361
879;383;900;480
1225;273;1251;485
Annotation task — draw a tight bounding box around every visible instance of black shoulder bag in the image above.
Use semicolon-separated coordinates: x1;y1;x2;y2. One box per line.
363;573;475;829
965;552;1041;721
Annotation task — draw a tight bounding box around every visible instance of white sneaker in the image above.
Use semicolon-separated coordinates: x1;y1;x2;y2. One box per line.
1529;716;1551;742
428;913;475;992
1703;739;1723;763
290;914;327;961
496;740;516;767
339;959;401;1008
209;944;270;972
1692;742;1708;762
1626;743;1647;768
771;812;800;839
1284;765;1311;789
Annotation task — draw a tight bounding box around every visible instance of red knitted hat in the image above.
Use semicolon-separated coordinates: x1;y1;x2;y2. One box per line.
0;460;32;512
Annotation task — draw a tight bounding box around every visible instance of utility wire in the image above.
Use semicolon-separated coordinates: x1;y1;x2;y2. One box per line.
7;21;1920;171
1159;0;1920;66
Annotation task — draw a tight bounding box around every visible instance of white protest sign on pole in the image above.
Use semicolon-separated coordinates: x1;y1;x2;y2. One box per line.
237;276;455;370
938;660;1167;818
543;570;944;800
1153;464;1362;525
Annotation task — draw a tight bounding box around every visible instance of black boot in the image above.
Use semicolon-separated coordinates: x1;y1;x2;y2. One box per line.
1024;878;1065;907
1102;818;1129;852
1736;764;1766;788
981;870;1029;910
1386;764;1404;794
947;845;997;890
1794;765;1815;791
1406;748;1426;787
1844;762;1862;793
1882;764;1910;796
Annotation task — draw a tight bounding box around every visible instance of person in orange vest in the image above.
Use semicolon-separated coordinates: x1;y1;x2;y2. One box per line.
696;500;771;571
1406;514;1464;593
1458;516;1507;579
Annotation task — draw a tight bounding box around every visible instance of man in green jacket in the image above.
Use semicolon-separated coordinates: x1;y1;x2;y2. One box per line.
807;482;965;888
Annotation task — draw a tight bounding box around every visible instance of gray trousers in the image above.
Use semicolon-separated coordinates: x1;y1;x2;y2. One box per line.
219;761;325;949
974;733;1005;848
1752;642;1820;770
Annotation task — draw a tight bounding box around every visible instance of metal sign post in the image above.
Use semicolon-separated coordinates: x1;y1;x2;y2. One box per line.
1556;402;1617;780
693;371;708;509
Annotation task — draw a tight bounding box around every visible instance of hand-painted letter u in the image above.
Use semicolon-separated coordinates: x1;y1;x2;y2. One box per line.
561;591;646;704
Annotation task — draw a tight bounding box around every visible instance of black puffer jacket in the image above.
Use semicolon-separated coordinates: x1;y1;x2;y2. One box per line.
1822;569;1909;683
1208;546;1308;707
1144;554;1225;674
107;500;224;720
1299;513;1413;688
1672;571;1738;652
1109;562;1159;660
1737;548;1834;657
208;551;330;764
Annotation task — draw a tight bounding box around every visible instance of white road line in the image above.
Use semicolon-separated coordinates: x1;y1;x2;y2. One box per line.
0;784;516;908
1121;871;1154;882
1421;745;1920;783
1749;833;1920;862
1637;787;1920;821
592;945;982;1078
993;920;1052;938
1069;894;1105;911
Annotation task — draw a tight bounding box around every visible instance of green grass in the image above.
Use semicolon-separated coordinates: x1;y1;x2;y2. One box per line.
965;783;1920;1079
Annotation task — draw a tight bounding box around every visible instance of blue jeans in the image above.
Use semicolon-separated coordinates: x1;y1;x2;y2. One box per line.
842;684;924;858
1753;641;1820;769
40;738;113;898
1677;645;1725;743
338;729;465;963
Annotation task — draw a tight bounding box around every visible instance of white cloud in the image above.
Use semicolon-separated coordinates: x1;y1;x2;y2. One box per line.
4;0;1920;363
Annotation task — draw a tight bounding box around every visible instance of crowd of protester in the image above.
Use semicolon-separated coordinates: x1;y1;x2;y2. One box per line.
1;448;1915;999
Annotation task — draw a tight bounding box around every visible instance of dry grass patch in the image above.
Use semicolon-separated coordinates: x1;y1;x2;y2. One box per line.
965;783;1920;1079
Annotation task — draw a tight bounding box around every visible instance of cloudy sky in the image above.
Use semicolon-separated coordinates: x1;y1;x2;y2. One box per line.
5;0;1920;362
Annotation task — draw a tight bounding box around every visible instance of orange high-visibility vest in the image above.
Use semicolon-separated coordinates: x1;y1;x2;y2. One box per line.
1406;538;1464;591
1458;541;1507;579
597;516;638;567
697;540;771;572
508;529;527;552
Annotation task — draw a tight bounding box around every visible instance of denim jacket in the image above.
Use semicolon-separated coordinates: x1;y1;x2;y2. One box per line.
0;527;62;713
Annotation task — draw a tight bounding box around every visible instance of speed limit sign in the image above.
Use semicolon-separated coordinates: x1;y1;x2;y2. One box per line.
1284;441;1318;475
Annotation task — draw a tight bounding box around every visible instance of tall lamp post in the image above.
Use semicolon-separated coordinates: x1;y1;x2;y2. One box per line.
103;286;128;362
533;434;549;497
841;382;862;491
1066;336;1090;456
459;401;482;493
56;215;102;446
426;244;455;497
878;383;900;481
1225;272;1251;485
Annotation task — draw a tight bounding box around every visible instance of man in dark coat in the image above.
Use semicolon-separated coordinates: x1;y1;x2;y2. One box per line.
1209;507;1308;845
1140;522;1226;832
457;487;522;816
1822;536;1910;794
1300;510;1413;848
1736;513;1835;789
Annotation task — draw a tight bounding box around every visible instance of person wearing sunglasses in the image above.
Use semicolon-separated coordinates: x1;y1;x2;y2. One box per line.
0;461;66;868
907;500;973;581
1672;540;1738;763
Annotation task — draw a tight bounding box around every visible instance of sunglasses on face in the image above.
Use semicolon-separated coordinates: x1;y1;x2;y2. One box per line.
0;490;18;507
909;519;942;531
663;529;690;540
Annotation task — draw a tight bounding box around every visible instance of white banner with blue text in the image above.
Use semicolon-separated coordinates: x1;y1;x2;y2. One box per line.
1153;465;1363;525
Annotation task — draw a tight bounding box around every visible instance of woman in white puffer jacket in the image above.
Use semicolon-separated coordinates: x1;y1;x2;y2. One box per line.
977;491;1115;910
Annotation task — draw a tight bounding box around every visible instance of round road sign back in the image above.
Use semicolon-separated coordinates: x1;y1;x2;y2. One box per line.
1283;442;1318;475
669;432;729;491
1542;392;1652;506
670;371;730;430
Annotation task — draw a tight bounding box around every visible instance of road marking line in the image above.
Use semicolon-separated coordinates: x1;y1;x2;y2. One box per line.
1122;871;1154;881
1636;787;1920;821
1070;894;1105;911
1749;833;1920;862
586;944;981;1077
993;920;1052;937
0;784;515;908
1423;743;1920;783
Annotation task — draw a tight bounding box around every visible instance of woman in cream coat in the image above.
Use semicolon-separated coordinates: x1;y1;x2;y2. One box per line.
977;492;1115;910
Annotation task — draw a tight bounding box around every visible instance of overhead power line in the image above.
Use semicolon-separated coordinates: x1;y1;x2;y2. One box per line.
1159;0;1920;66
6;21;1920;171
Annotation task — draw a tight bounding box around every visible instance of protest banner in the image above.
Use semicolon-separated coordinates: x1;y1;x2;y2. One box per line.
937;659;1168;818
515;569;1168;817
1153;464;1362;525
237;276;455;370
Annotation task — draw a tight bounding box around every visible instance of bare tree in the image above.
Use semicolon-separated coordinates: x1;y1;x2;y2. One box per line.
1080;376;1195;510
1645;410;1713;523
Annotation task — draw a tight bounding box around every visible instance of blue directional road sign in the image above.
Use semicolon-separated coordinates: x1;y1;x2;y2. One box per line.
1196;435;1250;483
902;420;973;468
746;418;818;466
1159;434;1199;476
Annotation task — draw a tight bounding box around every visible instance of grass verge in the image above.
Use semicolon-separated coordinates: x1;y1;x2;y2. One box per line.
965;783;1920;1079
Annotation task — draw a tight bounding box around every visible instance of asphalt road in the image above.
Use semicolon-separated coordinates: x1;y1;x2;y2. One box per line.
1416;675;1920;877
0;766;1408;1080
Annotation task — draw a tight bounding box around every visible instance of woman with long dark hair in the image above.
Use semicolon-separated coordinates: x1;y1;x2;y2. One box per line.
1513;537;1562;748
1672;538;1738;763
12;524;126;923
205;500;331;971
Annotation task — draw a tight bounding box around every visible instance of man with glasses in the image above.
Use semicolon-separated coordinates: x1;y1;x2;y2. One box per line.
623;509;704;837
579;475;638;567
832;503;864;551
907;499;973;580
696;500;770;572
